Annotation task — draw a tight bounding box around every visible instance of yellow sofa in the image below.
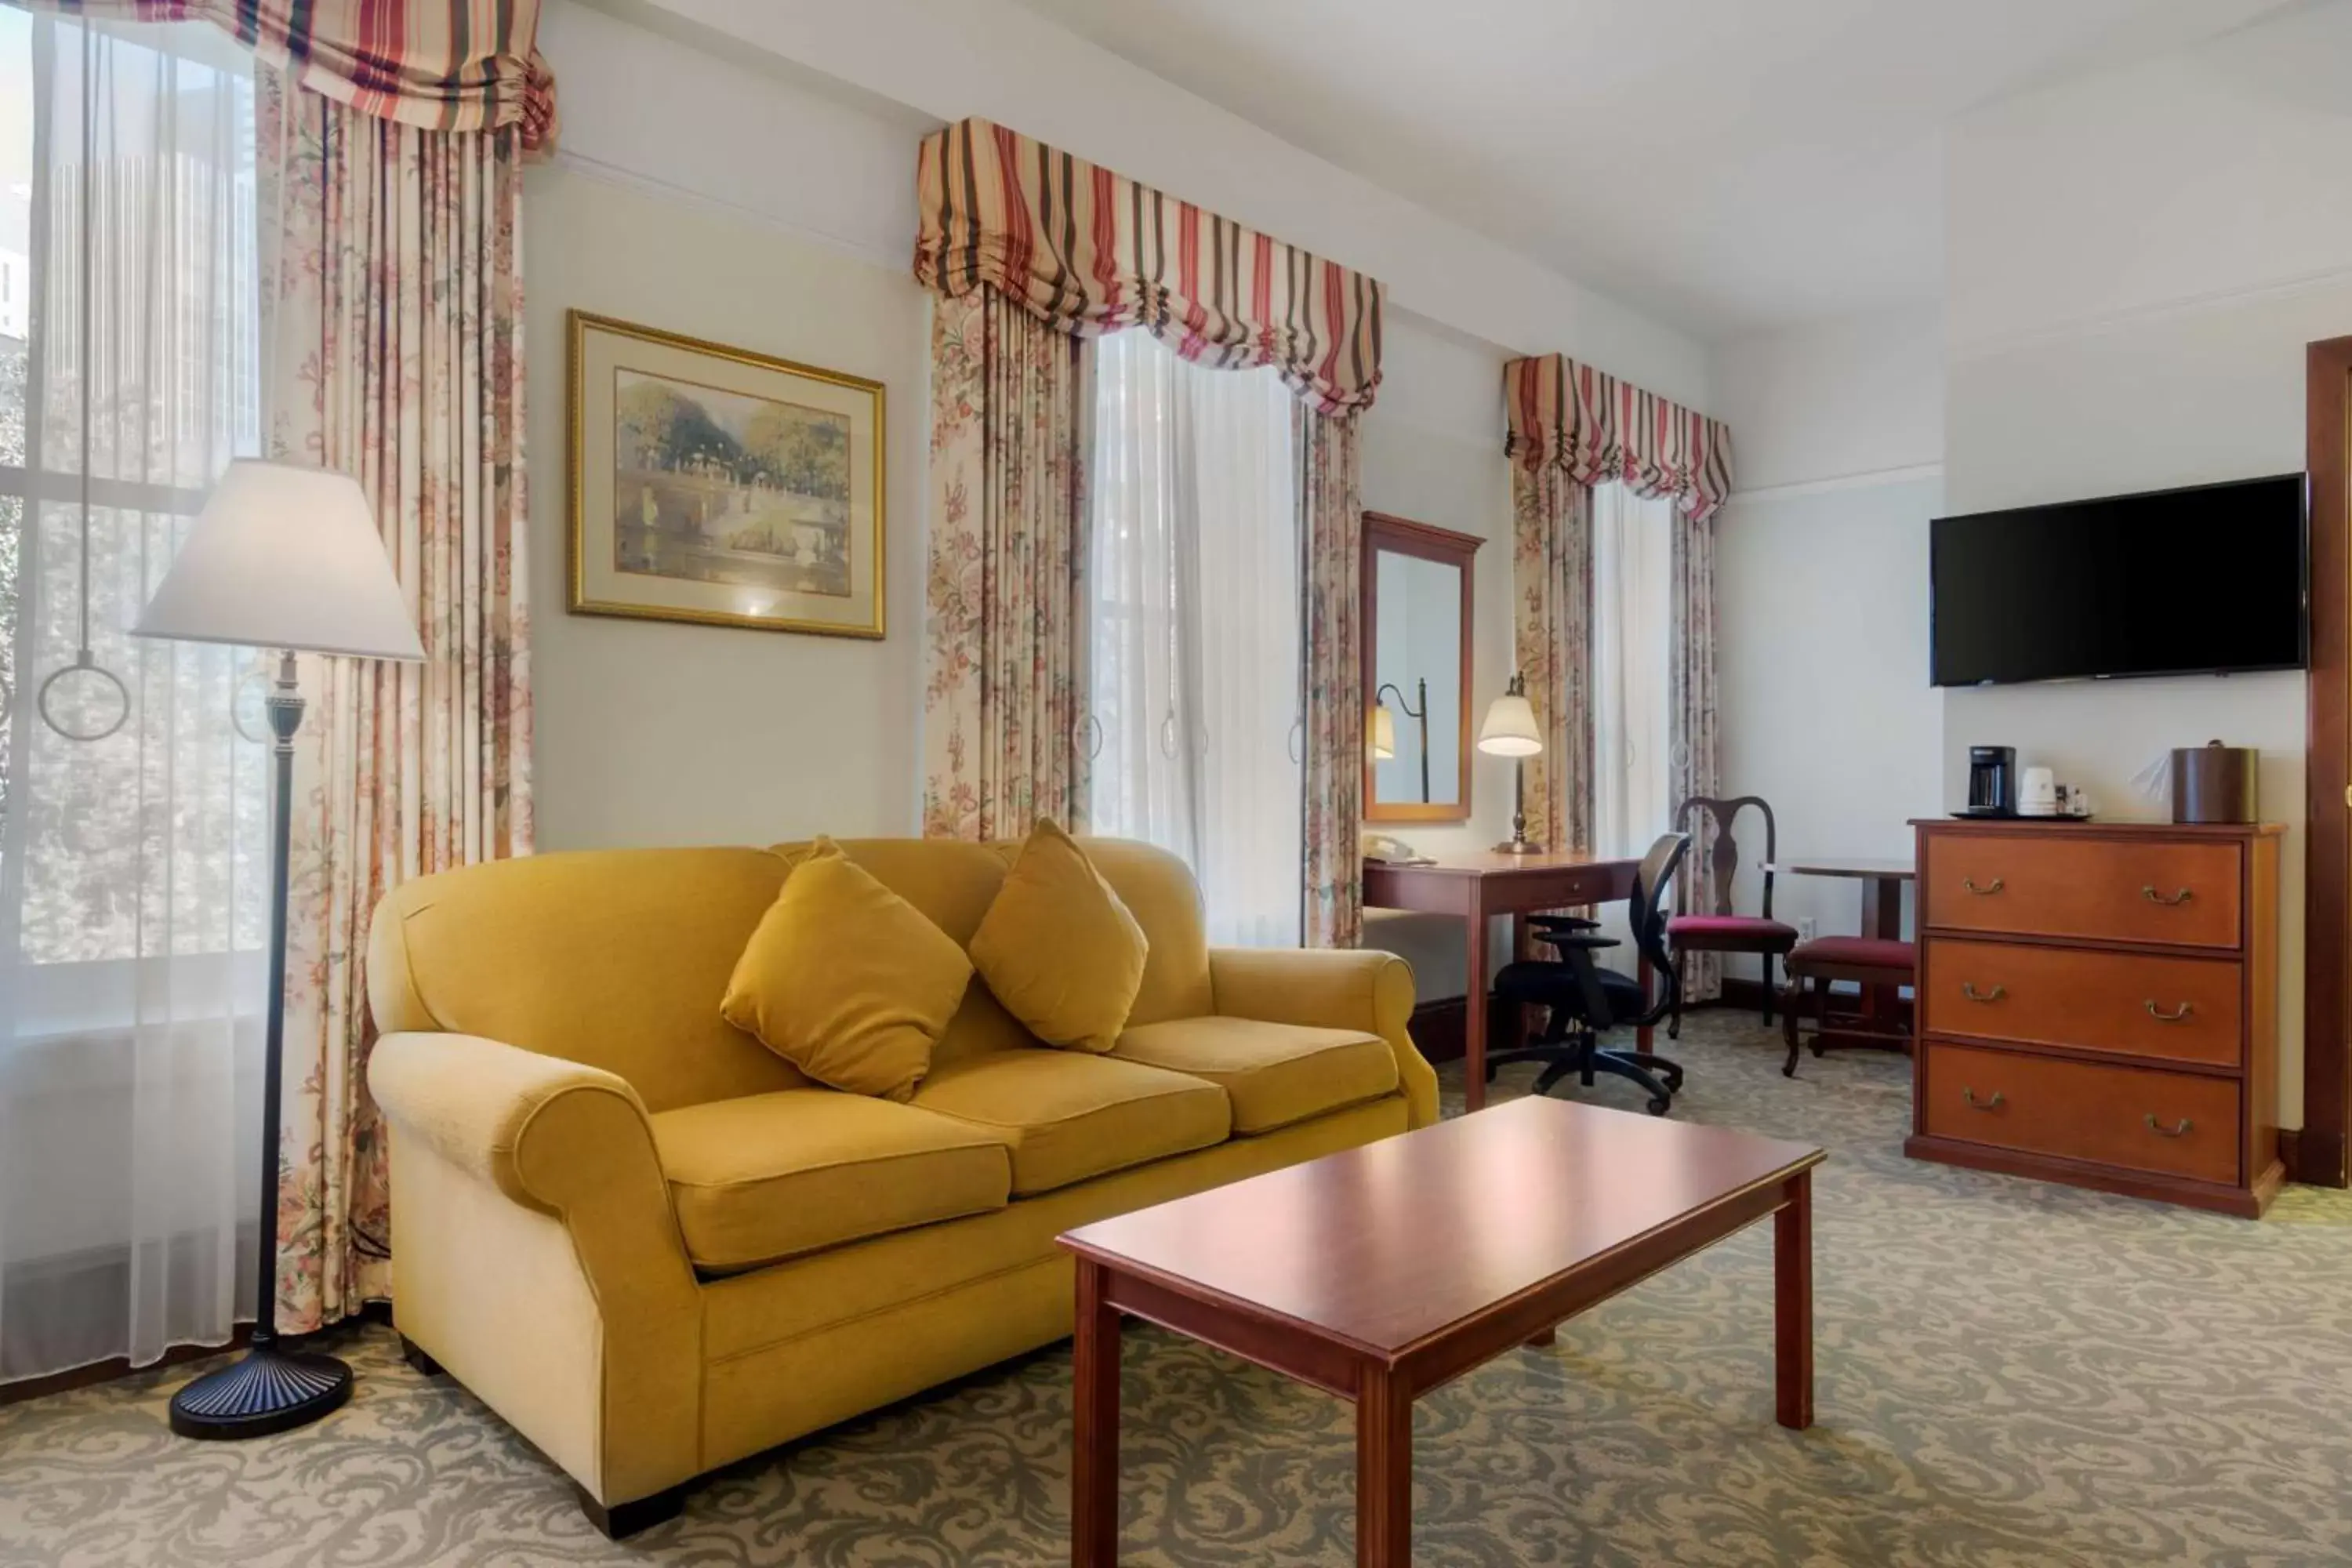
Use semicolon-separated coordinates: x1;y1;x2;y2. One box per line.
365;836;1434;1535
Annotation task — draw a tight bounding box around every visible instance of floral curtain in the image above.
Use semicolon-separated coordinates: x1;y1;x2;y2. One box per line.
921;288;1092;843
39;0;556;150
259;69;533;1331
1510;463;1595;860
1298;406;1363;947
1506;352;1728;995
1670;511;1723;1001
914;118;1387;942
915;119;1384;416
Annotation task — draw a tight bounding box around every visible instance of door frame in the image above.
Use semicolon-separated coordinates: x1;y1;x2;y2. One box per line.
2300;336;2351;1186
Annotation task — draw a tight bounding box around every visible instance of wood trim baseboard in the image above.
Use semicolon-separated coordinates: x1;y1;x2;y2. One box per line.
1406;993;1513;1065
1719;976;1773;1013
0;1300;390;1407
0;1327;253;1407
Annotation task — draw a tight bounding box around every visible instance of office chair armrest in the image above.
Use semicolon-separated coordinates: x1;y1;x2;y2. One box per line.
1535;933;1621;953
1528;913;1601;932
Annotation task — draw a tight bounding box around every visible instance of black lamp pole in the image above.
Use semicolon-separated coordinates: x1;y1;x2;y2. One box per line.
1374;676;1431;803
169;651;354;1439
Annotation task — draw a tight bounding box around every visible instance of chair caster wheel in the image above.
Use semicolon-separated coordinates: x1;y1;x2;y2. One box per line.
1661;1070;1685;1091
1646;1095;1672;1116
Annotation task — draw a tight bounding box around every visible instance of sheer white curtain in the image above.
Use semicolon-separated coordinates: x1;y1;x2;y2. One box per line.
1589;481;1675;972
1087;328;1302;946
0;9;264;1382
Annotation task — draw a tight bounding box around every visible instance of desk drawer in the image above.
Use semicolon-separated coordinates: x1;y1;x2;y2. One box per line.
1924;833;2241;949
1920;1042;2238;1187
1921;940;2243;1069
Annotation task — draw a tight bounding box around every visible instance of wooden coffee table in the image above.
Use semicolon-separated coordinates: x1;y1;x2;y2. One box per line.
1057;1097;1825;1566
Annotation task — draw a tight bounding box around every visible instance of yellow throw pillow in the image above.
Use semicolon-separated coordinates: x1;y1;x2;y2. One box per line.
968;821;1149;1053
720;838;973;1101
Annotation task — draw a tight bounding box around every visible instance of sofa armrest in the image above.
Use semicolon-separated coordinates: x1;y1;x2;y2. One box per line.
368;1029;695;1289
368;1031;702;1505
1209;947;1438;1129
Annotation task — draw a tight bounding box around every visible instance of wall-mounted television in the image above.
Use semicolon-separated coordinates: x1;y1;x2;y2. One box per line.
1929;474;2308;688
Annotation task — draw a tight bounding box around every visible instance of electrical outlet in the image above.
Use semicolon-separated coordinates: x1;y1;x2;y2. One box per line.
1796;916;1818;943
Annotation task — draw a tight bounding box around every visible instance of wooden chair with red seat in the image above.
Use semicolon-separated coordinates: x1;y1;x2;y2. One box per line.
1780;935;1916;1077
1666;795;1799;1037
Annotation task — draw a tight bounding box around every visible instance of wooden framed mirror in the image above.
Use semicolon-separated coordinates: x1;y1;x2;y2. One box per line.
1361;512;1482;823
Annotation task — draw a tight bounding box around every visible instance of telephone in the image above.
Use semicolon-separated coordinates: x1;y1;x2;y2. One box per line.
1361;832;1435;866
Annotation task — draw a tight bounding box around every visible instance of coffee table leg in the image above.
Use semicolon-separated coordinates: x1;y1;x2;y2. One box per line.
1356;1363;1413;1568
1073;1258;1121;1566
1774;1169;1814;1430
1464;910;1488;1112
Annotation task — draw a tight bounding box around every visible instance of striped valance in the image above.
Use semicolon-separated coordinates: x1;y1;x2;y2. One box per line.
45;2;556;151
1504;354;1733;521
914;118;1385;415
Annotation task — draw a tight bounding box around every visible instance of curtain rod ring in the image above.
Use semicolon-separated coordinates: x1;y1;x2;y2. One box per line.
231;667;270;745
36;652;130;742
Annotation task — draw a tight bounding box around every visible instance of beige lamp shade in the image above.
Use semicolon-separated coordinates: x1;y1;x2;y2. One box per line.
133;460;424;662
1477;691;1542;758
1369;703;1397;760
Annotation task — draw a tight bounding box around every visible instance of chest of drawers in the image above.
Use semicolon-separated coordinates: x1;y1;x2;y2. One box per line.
1906;819;2283;1217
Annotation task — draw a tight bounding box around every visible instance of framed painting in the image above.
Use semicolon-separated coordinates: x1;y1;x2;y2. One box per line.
568;310;886;638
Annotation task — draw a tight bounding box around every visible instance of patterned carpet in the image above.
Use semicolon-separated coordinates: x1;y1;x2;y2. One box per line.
7;1014;2352;1567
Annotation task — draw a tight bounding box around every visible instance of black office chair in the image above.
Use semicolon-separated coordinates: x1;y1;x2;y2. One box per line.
1487;833;1693;1116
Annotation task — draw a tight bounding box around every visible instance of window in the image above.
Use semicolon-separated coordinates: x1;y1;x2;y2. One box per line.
0;8;266;1382
0;8;263;987
1590;481;1676;861
1588;482;1675;970
1087;328;1304;946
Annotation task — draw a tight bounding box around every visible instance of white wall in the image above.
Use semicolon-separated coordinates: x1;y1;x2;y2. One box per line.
525;165;932;848
1354;312;1517;999
1709;310;1947;978
1714;309;1944;493
1940;0;2352;1123
608;0;1711;413
526;5;939;850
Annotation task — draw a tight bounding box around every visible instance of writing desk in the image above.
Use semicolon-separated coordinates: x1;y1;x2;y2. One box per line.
1362;850;1645;1112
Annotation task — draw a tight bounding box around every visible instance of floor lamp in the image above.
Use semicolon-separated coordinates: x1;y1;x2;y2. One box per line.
132;459;425;1439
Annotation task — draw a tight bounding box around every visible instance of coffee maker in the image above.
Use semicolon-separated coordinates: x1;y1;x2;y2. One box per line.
1964;746;2017;817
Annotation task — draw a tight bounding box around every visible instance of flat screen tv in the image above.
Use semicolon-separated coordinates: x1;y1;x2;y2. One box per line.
1929;474;2308;688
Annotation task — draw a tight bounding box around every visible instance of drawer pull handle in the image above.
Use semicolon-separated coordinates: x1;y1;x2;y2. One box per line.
1961;982;2006;1003
1962;1087;2003;1111
2144;1000;2194;1023
1963;877;2004;895
2145;1113;2194;1138
2142;885;2194;906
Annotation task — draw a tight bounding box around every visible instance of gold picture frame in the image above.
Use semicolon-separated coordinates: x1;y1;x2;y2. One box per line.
568;310;886;638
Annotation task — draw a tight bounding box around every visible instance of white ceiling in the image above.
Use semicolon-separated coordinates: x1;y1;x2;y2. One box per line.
1004;0;2301;341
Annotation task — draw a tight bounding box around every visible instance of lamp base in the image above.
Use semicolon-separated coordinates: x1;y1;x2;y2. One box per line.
1494;838;1548;855
169;1344;353;1440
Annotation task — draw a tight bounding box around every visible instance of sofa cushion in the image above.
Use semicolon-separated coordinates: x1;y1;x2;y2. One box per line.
649;1090;1012;1272
911;1049;1230;1195
1111;1017;1400;1135
969;820;1149;1053
720;838;974;1102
